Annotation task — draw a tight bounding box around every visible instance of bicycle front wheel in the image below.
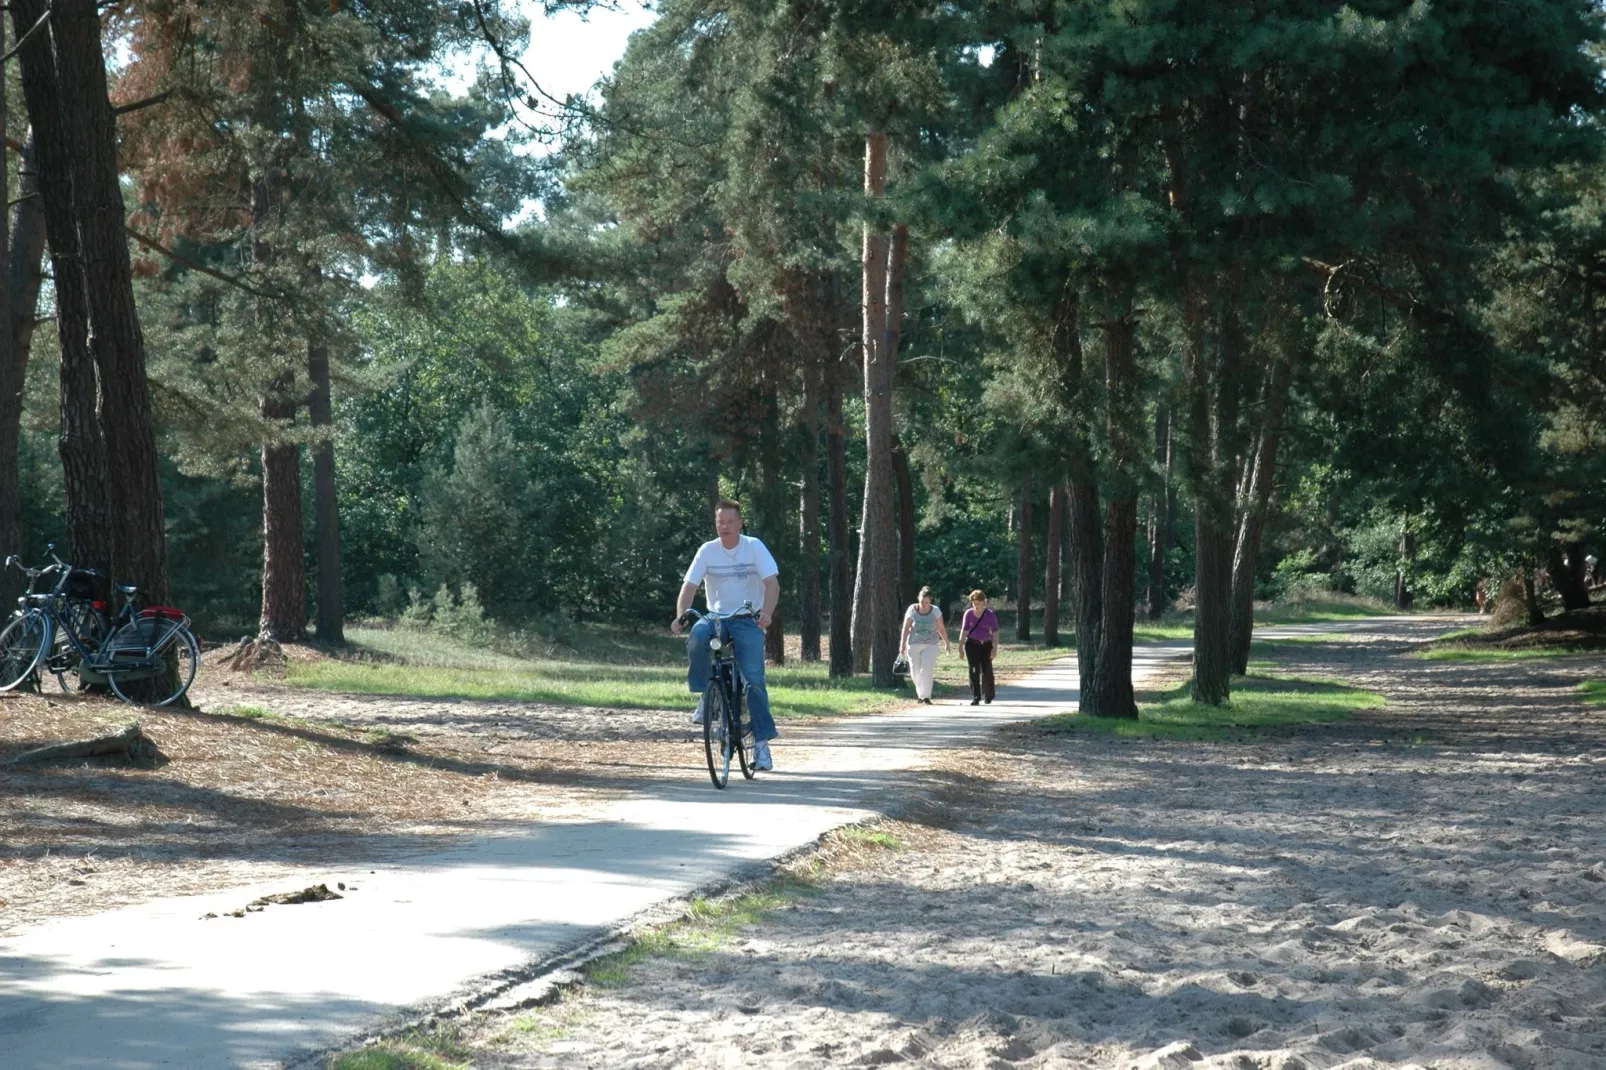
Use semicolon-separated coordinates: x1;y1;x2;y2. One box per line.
735;689;756;781
703;680;732;789
0;611;50;691
107;618;200;707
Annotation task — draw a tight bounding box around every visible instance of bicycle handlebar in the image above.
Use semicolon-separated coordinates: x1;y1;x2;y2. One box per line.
677;601;756;628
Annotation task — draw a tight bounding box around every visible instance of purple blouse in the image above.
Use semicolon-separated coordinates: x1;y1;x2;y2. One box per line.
961;607;999;644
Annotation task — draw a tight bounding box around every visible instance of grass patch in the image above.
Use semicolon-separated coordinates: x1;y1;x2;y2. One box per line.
1414;644;1591;663
1253;595;1396;624
291;624;1079;717
584;880;817;988
1581;682;1606;707
329;1025;470;1070
1038;673;1386;741
287;657;903;718
1250;632;1350;655
211;704;275;720
835;825;905;850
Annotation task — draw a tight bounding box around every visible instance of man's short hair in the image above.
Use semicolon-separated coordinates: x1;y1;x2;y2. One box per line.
715;498;743;516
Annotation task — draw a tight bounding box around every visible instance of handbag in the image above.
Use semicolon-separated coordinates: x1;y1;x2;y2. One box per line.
892;652;911;677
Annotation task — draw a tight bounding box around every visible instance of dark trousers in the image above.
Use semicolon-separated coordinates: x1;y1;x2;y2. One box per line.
964;638;995;701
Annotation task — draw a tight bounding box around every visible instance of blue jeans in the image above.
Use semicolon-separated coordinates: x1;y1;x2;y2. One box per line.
687;616;777;742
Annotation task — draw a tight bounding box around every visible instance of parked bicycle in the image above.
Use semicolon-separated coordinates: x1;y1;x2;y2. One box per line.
0;547;200;706
679;604;758;789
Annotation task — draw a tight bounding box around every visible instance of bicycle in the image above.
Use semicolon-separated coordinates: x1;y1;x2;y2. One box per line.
679;604;758;789
0;547;200;707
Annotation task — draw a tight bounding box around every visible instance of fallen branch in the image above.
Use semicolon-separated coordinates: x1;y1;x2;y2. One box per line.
4;723;163;767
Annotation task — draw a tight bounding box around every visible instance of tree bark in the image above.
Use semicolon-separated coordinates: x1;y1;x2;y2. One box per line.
0;33;12;570
1015;480;1033;641
1146;402;1173;619
1180;276;1238;706
1043;481;1064;646
1228;358;1291;674
1549;542;1590;613
858;131;902;689
1394;519;1415;609
760;379;786;667
259;376;306;642
1068;475;1103;703
1085;308;1141;719
825;349;853;677
850;475;873;674
1521;569;1544;626
892;436;916;608
10;2;112;576
798;347;823;662
52;0;170;599
307;340;344;644
0;131;47;596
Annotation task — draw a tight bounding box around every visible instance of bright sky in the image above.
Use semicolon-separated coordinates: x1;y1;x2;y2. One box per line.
518;1;658;105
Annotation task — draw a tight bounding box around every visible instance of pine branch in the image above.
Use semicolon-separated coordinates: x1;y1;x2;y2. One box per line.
114;90;172;116
125;227;283;299
1;3;51;66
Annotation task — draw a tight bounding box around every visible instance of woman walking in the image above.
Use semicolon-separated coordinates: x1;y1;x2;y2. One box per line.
899;586;952;704
960;589;999;705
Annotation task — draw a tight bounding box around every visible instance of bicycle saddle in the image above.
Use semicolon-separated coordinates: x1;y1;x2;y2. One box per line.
116;583;138;594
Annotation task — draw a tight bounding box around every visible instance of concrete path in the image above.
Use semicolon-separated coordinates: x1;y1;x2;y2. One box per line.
0;620;1417;1069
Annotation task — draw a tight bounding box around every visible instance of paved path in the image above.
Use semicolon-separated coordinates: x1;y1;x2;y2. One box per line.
0;620;1416;1069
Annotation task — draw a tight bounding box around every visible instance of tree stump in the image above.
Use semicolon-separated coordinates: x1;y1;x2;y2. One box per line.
223;634;287;675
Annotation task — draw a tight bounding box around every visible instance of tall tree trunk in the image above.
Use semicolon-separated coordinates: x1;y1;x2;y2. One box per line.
857;131;903;689
1043;481;1064;647
307;339;344;644
1394;518;1415;609
1549;542;1590;612
850;476;873;674
52;0;169;598
892;436;916;608
1015;480;1033;641
259;377;305;641
1085;308;1140;719
10;3;111;575
0;32;12;570
1068;474;1103;703
850;132;890;679
1228;358;1291;674
1180;273;1240;706
0;133;46;594
758;375;787;666
1521;569;1544;626
798;347;823;662
1146;402;1173;620
825;350;854;677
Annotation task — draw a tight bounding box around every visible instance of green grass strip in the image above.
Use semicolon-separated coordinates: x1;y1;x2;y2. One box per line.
1579;681;1606;706
1414;645;1592;663
1039;673;1386;741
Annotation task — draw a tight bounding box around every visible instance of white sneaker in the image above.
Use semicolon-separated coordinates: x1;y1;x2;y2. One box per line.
752;740;773;771
690;695;706;726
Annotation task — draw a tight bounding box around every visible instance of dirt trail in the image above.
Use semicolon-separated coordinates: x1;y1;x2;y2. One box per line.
466;621;1606;1070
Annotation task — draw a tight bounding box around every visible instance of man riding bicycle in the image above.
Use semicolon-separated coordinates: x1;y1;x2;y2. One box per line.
671;499;780;771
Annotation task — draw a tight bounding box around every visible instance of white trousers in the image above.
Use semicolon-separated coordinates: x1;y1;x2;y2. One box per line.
909;642;940;700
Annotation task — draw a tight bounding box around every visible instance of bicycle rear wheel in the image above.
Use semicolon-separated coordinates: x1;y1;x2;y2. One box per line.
0;611;49;691
107;618;200;707
702;679;732;789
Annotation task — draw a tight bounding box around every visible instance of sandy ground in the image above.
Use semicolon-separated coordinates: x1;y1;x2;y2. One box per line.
456;622;1606;1070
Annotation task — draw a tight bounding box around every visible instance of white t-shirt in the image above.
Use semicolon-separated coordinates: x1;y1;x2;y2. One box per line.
683;535;779;615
